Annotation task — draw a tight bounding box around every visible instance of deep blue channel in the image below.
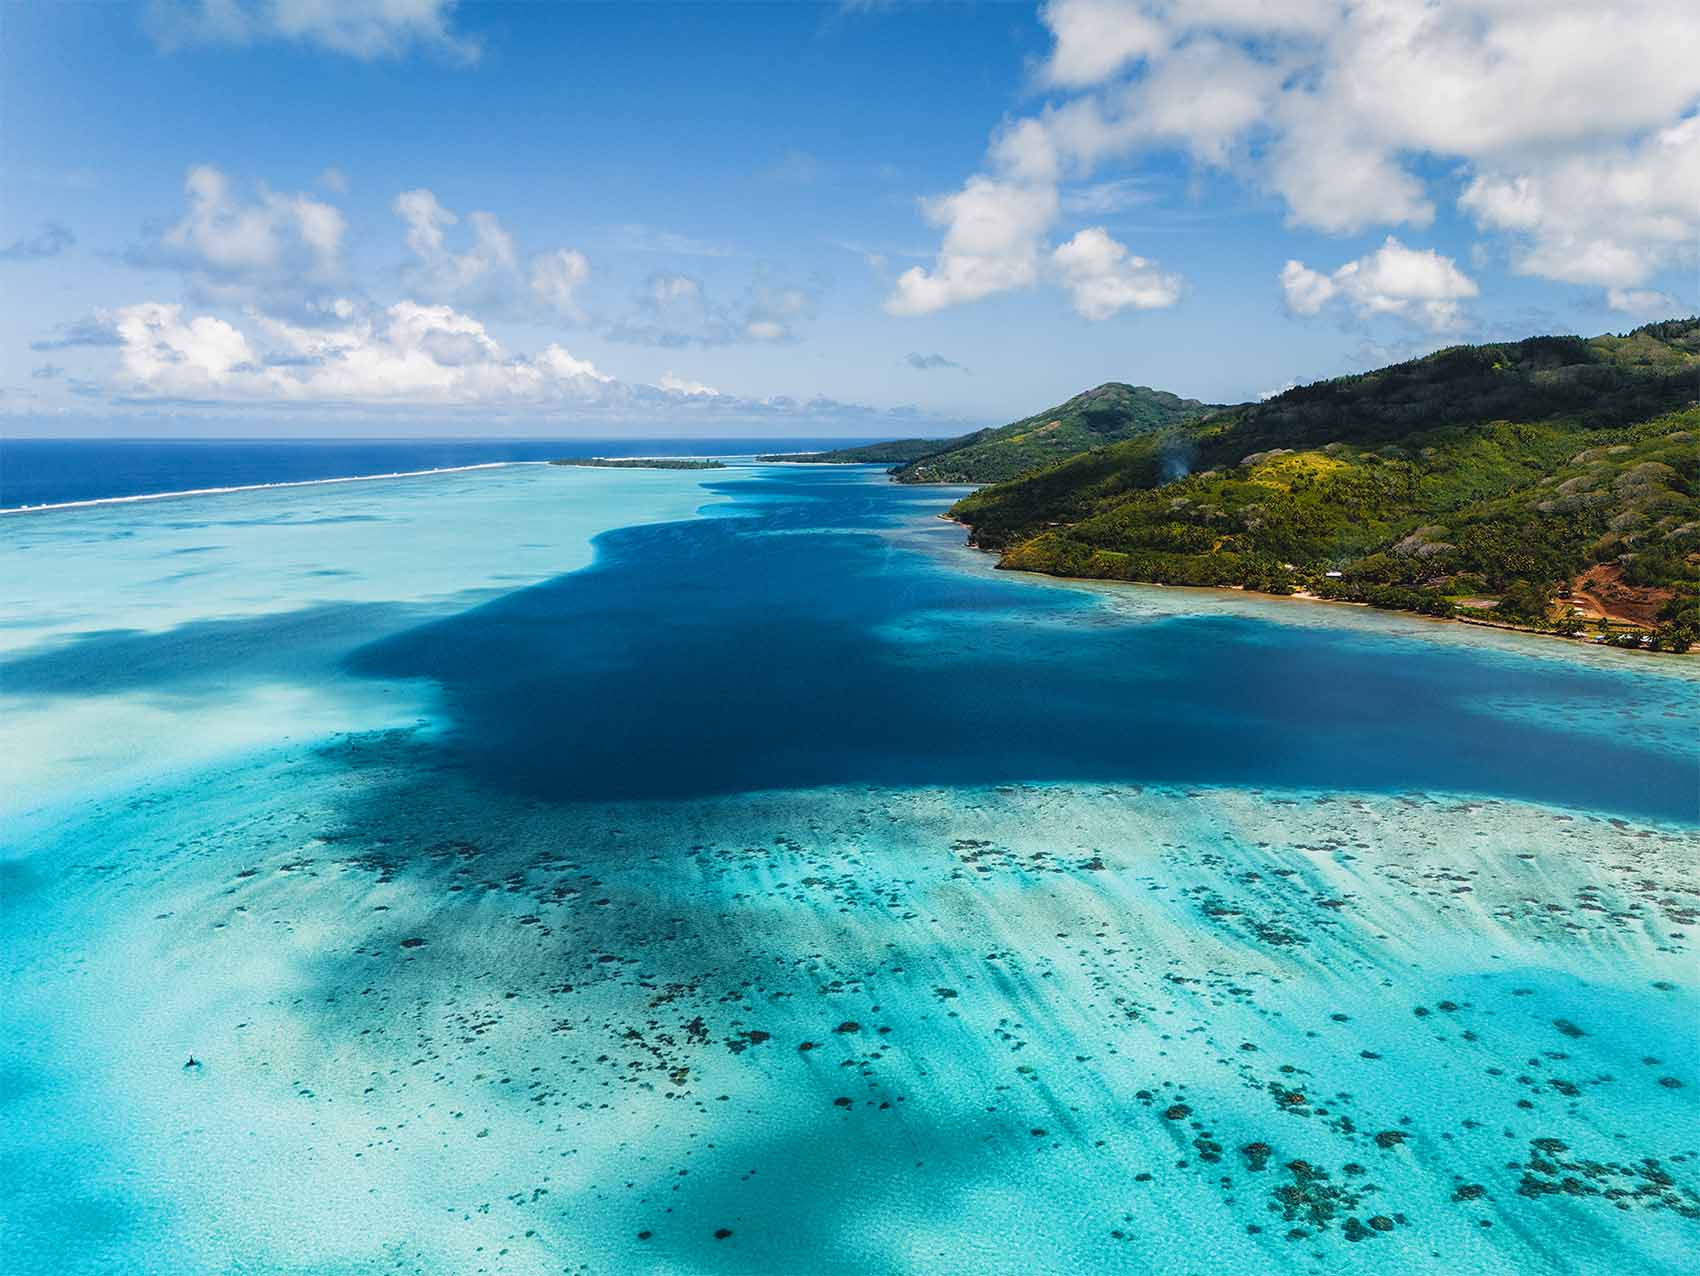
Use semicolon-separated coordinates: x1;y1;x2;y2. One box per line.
349;466;1700;822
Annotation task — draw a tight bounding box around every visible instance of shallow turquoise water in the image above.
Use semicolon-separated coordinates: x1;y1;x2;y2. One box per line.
3;463;1697;1274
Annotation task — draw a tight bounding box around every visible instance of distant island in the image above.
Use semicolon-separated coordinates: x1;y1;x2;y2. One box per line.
551;457;726;470
789;320;1700;652
757;438;948;466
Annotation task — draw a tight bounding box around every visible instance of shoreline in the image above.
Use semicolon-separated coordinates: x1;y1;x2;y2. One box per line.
936;513;1695;660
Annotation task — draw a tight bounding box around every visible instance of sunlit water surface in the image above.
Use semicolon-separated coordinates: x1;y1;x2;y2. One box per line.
4;462;1697;1275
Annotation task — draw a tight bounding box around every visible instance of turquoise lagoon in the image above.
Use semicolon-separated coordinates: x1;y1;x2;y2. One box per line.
2;461;1697;1274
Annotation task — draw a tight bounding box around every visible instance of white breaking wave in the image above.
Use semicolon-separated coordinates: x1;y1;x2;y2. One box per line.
0;461;526;516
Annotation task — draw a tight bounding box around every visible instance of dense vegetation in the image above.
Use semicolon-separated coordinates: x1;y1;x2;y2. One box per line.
760;384;1213;483
895;383;1214;483
949;321;1700;649
551;457;726;470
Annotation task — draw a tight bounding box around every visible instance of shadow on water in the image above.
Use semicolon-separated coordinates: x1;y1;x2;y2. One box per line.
0;602;422;699
345;468;1696;823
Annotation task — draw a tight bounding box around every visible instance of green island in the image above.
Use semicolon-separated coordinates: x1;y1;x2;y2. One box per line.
757;384;1213;481
550;457;727;470
756;438;948;466
837;320;1700;651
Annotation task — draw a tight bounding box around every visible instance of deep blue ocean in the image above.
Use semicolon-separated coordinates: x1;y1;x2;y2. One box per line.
0;436;871;509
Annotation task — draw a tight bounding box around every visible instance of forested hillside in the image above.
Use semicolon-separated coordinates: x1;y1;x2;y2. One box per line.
951;321;1700;649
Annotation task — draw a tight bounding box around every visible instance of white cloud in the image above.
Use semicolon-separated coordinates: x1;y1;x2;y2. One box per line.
1266;110;1435;233
657;372;720;397
531;343;611;385
1051;227;1181;319
394;189;594;322
143;165;344;297
1460;113;1700;291
885;177;1060;315
1278;261;1336;317
909;0;1700;307
885;169;1180;320
394;189;515;299
1282;237;1478;333
111;299;613;405
529;249;591;320
115;303;257;387
73;295;939;432
1605;288;1679;316
1040;0;1167;89
145;0;479;62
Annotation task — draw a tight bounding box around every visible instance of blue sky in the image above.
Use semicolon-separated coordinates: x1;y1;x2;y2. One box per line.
4;1;1697;437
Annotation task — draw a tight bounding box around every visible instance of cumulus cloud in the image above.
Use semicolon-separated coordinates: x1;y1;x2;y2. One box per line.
1;223;75;262
69;294;943;431
1278;261;1339;318
884;90;1180;318
108;298;613;406
394;188;591;320
395;189;513;297
1459;113;1700;293
144;0;479;62
1040;0;1168;89
884;165;1181;319
885;177;1064;315
657;372;721;397
129;165;345;309
1051;227;1181;319
1281;237;1478;333
905;0;1700;310
114;303;259;389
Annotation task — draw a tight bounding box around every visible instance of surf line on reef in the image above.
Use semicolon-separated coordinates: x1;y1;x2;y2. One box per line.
0;462;530;516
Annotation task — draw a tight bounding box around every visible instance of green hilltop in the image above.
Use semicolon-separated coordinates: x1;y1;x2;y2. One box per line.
756;383;1215;482
948;320;1700;649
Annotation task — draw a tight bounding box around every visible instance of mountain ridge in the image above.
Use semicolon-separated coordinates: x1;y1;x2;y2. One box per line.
756;383;1215;482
